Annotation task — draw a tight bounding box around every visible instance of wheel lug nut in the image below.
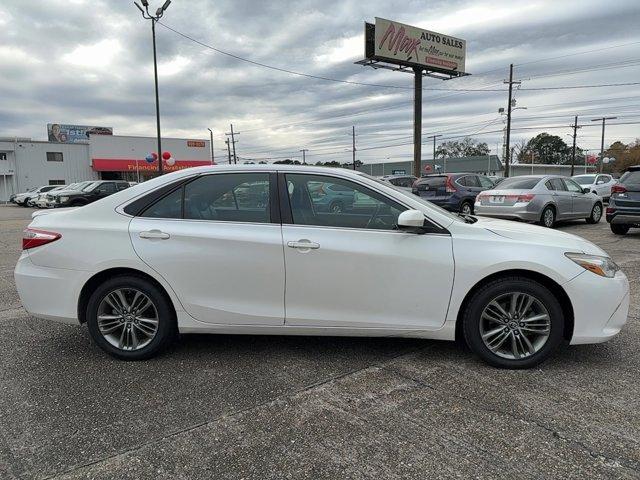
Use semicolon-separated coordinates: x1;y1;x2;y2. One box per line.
519;322;524;327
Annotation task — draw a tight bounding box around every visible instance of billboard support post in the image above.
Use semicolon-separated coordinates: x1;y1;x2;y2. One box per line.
413;67;423;179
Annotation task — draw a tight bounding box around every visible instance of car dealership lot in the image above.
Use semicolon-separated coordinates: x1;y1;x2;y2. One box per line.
1;205;639;479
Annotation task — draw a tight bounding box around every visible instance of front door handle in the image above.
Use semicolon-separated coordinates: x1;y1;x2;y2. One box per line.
287;240;320;250
139;230;170;240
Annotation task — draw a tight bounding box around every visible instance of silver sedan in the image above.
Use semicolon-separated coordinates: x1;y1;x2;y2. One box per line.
474;175;604;228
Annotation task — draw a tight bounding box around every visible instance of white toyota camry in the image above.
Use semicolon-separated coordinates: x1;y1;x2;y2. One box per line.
15;165;629;368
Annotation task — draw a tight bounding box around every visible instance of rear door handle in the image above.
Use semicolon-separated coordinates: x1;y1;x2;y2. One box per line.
287;240;320;250
139;230;170;240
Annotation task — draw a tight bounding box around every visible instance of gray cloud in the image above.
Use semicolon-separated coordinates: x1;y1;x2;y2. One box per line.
0;0;638;163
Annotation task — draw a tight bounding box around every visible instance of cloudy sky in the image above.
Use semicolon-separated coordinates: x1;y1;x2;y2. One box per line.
0;0;639;164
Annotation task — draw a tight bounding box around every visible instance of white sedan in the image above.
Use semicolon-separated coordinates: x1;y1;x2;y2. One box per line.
15;165;629;369
572;173;617;201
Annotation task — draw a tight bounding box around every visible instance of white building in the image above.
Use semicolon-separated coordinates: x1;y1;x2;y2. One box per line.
0;134;212;201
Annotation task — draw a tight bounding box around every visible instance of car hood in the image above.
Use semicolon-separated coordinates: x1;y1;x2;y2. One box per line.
475;216;607;256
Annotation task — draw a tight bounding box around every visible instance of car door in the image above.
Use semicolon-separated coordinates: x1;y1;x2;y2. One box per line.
548;178;573;218
563;178;591;217
129;172;285;326
595;175;612;197
280;172;454;330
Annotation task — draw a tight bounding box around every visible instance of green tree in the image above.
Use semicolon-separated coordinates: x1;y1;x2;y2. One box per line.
435;137;490;158
522;133;571;165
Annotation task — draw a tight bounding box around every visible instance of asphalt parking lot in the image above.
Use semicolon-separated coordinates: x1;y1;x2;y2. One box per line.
1;205;639;480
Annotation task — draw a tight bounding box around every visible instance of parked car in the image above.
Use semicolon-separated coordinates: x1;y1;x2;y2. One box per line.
572;174;617;201
43;181;93;208
34;186;67;208
379;174;418;192
50;180;130;207
606;165;640;235
412;173;496;215
15;165;628;369
14;185;58;206
475;175;603;228
307;180;355;213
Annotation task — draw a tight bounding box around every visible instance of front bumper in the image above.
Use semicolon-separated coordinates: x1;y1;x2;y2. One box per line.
565;269;629;344
14;252;87;325
474;202;540;222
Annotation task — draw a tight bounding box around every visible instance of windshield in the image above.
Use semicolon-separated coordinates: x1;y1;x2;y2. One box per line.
573;175;596;185
495;177;541;190
82;182;100;192
356;172;464;223
620;171;640;184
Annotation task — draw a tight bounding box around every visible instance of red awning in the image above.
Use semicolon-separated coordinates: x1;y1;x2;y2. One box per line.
92;158;213;172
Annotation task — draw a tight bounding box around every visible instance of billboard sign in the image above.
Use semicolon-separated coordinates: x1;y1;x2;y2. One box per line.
47;124;113;144
367;17;466;74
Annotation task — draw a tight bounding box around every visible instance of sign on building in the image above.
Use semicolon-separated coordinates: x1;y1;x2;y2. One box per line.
366;17;466;74
47;124;113;144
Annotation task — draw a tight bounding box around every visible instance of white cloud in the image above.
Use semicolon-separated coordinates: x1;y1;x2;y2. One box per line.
62;39;122;69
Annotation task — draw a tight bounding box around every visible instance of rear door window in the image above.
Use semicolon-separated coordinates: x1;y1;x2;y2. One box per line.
620;171;640;184
550;178;567;191
496;177;541;189
478;176;494;188
417;176;445;191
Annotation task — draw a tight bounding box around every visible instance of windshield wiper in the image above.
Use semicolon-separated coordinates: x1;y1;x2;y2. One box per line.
457;213;477;224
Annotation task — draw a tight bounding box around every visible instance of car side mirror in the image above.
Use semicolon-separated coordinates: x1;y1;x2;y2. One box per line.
397;210;427;233
582;187;590;194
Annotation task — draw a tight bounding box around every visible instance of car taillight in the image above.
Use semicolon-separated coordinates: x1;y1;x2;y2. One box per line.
606;207;614;214
22;228;61;250
445;176;457;193
516;193;535;203
611;184;627;194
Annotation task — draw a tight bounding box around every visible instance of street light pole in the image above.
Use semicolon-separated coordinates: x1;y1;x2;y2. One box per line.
134;0;172;176
591;116;617;173
207;128;214;164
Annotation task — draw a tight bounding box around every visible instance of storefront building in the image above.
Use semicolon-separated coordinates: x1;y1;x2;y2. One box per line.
0;133;212;201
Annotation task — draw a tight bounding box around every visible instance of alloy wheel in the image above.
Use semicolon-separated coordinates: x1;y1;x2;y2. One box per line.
461;203;472;215
543;208;554;227
479;292;551;360
96;288;159;351
592;204;602;222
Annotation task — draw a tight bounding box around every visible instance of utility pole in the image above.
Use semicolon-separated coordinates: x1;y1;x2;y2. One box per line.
413;67;423;178
570;116;581;177
207;128;214;164
591;116;617;173
225;138;232;164
300;149;308;165
134;0;172;176
352;126;356;170
225;124;239;164
503;64;521;177
426;134;442;172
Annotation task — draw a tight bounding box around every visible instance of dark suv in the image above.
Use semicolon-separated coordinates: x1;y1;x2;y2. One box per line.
53;180;129;207
606;165;640;235
412;173;495;214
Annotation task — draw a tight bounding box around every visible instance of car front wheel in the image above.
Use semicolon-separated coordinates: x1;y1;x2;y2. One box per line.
462;276;565;369
86;275;177;360
539;206;555;228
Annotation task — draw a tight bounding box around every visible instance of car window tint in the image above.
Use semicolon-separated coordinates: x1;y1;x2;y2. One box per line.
563;179;583;193
496;177;540;189
184;173;270;223
140;187;183;219
545;180;555;191
418;176;446;189
98;183;116;194
285;174;405;231
620;171;640;184
466;175;481;187
478;176;494;188
548;178;565;191
456;176;468;187
573;175;596;185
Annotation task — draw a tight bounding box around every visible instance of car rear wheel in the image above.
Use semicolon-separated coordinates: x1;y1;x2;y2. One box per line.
611;224;630;235
86;275;177;360
586;203;602;224
329;202;344;214
539;206;555;228
460;201;473;215
462;277;565;369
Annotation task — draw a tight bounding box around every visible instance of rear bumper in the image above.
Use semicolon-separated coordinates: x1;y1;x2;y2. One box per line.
474;203;540;222
14;253;86;325
606;209;640;225
565;270;629;344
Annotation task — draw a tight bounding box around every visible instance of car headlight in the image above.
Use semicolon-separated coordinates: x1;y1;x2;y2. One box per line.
59;196;69;202
565;252;619;278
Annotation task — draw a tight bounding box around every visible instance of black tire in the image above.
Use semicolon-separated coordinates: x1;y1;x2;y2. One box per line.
462;276;565;369
611;224;630;235
539;206;555;228
586;203;603;224
460;201;474;215
86;275;177;360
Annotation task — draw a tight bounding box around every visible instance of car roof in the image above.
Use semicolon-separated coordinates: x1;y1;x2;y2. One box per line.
381;174;415;179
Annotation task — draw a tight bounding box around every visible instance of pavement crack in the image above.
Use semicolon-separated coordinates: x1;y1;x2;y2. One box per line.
382;366;640;474
43;345;428;479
